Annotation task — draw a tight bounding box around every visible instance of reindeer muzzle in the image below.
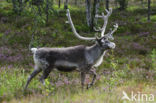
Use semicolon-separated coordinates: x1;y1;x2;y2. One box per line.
108;42;116;49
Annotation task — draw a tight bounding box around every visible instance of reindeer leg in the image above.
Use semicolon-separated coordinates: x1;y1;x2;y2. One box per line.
87;69;97;89
24;66;42;90
40;67;52;85
80;72;86;91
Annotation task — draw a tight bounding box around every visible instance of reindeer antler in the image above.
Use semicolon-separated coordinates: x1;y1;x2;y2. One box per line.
95;8;112;37
94;8;118;40
66;9;96;40
105;23;118;40
66;9;118;41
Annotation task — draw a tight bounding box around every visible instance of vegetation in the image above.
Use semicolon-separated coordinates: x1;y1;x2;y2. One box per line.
0;0;156;103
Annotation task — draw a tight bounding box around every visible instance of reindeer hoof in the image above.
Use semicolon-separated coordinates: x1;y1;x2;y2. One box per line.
87;84;92;89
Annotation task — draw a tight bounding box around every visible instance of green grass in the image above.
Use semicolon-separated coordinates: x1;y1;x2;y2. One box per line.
1;67;156;103
0;67;40;102
141;15;156;22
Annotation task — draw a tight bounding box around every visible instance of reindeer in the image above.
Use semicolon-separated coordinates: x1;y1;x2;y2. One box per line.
24;8;118;90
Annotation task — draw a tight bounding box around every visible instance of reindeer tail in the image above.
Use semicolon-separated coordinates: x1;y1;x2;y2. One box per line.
31;48;37;54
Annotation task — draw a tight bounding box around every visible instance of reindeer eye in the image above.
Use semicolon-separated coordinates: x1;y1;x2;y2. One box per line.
105;41;109;43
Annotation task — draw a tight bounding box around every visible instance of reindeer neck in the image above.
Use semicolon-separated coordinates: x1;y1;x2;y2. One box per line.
85;43;106;65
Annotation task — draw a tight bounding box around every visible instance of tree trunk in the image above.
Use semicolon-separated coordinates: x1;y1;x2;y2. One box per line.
95;0;100;15
64;0;68;9
18;0;23;14
12;0;18;13
91;0;97;30
118;0;128;10
141;0;143;4
75;0;77;5
106;0;109;10
140;0;144;7
94;0;100;24
58;0;61;8
122;0;125;10
85;0;92;27
148;0;151;21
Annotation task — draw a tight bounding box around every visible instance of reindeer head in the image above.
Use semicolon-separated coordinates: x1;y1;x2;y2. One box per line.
96;36;116;50
66;8;118;50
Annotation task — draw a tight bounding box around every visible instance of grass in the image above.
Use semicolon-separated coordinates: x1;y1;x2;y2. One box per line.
0;0;156;103
0;66;40;102
141;15;156;22
1;67;156;103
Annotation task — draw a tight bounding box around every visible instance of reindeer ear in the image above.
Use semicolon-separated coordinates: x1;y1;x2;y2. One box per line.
95;36;101;42
96;36;99;39
95;36;102;46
